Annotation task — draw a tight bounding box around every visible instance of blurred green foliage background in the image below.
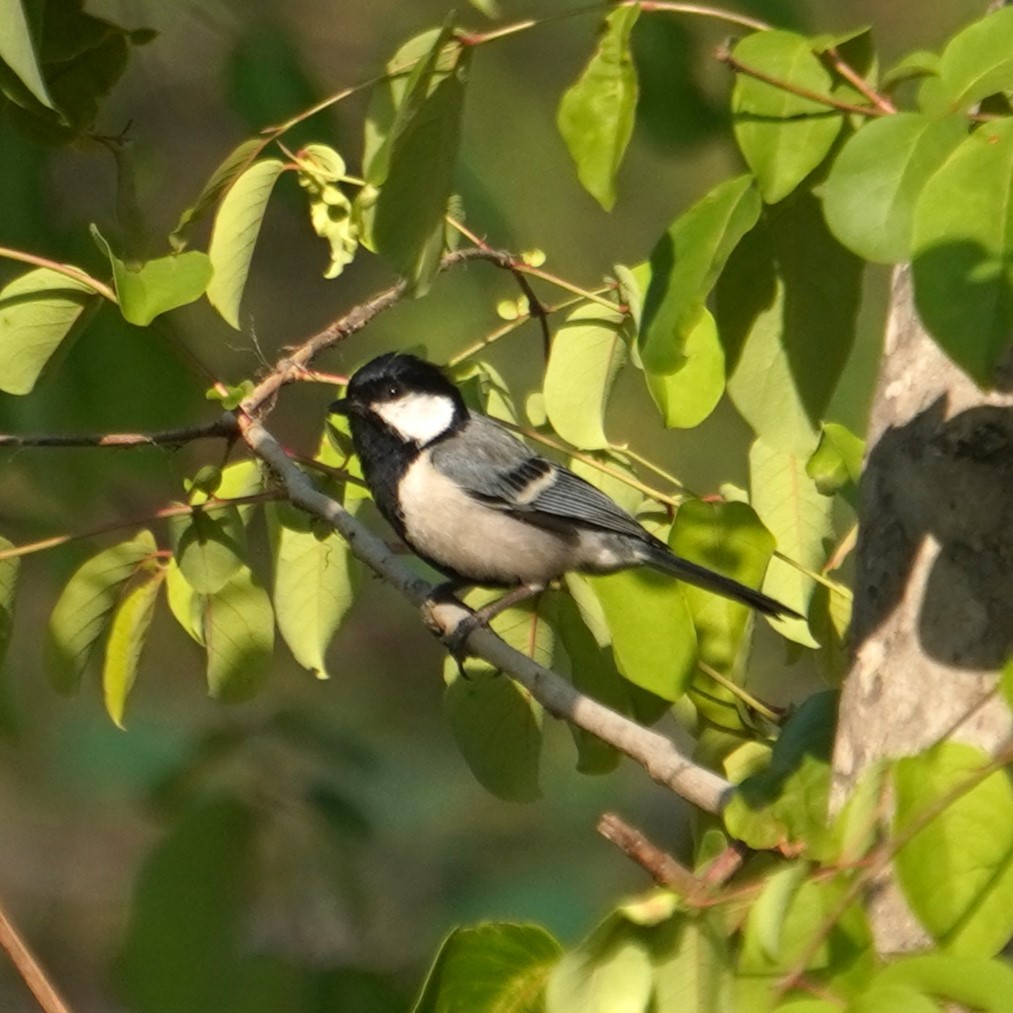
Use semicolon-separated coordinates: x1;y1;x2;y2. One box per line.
0;0;986;1008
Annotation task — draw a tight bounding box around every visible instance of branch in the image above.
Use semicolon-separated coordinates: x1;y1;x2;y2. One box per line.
0;415;237;450
238;415;734;815
0;895;72;1013
597;811;707;898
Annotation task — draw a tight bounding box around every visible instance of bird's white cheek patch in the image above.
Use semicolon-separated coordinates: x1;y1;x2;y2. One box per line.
373;393;455;445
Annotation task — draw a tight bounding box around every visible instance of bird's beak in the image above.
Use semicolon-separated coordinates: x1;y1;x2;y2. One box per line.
329;399;350;415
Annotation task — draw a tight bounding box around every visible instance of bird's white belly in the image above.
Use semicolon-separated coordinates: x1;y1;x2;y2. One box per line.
398;457;574;585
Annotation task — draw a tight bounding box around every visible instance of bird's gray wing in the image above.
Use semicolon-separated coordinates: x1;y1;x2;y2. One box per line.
430;415;648;539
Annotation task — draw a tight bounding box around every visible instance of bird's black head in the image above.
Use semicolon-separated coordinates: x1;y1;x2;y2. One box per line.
331;353;467;447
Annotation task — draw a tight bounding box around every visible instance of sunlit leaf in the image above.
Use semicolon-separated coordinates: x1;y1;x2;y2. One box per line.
412;923;562;1013
46;531;157;694
822;112;966;263
443;592;548;801
103;567;165;728
749;438;832;644
645;308;725;429
206;158;286;328
170;138;267;249
912;118;1013;386
894;742;1013;957
731;31;843;203
168;507;246;595
724;691;837;856
165;557;203;645
363;22;467;292
650;911;735;1012
936;5;1013;110
92;225;212;326
203;565;274;702
589;565;698;701
0;267;97;395
719;193;862;456
546;911;654;1013
267;501;360;680
0;0;55;108
640;175;760;374
543;302;628;450
872;954;1013;1013
670;499;775;674
556;4;640;211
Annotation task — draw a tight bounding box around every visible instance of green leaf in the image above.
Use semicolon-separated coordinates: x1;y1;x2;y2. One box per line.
206;159;286;328
543;302;628;450
91;226;212;326
645;308;725;429
731;31;843;203
267;500;360;680
751;862;810;960
103;567;165;729
213;460;264;526
546;912;653;1013
806;422;865;505
1002;657;1013;714
166;557;203;645
893;741;1013;956
846;984;939;1013
669;499;775;674
556;4;640;211
749;438;833;643
116;797;257;1013
936;5;1013;111
589;565;697;701
0;536;19;672
170;138;267;249
46;531;157;694
650;912;735;1013
371;37;469;294
168;507;247;595
912;118;1013;386
0;0;55;108
739;874;873;988
364;23;457;185
821;112;967;263
873;955;1013;1013
0;267;97;395
640;175;760;374
719;193;863;456
443;594;547;802
203;565;274;702
412;923;562;1013
552;584;626;774
724;691;837;856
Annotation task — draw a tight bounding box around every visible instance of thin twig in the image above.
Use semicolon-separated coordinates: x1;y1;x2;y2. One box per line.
822;47;896;114
716;46;889;118
0;415;237;450
598;811;707;899
0;896;72;1013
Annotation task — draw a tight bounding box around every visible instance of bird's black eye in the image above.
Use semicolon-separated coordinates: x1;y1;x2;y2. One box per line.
385;382;401;398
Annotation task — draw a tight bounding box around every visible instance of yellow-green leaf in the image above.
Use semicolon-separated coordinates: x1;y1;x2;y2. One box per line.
206;159;286;328
103;567;165;728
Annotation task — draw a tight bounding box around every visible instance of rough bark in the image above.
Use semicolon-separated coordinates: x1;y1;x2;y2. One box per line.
831;264;1013;952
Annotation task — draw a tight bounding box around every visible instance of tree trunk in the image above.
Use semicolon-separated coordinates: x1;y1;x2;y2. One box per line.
831;264;1013;952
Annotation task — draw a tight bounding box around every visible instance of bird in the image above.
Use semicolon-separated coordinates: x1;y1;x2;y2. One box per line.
330;352;798;646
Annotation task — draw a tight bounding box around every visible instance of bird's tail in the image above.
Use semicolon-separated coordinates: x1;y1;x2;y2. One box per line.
641;542;801;619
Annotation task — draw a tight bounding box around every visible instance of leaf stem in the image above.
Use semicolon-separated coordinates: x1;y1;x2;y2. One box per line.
0;246;117;303
716;46;890;117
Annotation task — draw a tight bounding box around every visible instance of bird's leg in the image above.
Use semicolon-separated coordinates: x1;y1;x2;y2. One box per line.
425;582;543;660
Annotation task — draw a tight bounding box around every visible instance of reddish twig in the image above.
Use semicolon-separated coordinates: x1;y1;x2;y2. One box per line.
0;896;72;1013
